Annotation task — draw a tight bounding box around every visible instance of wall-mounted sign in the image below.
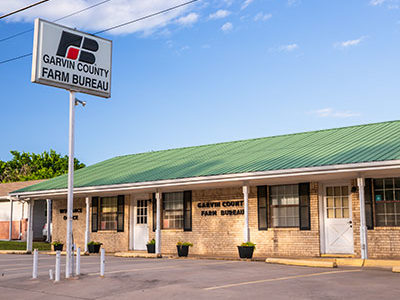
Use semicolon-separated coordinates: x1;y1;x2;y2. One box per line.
31;19;112;98
198;200;244;217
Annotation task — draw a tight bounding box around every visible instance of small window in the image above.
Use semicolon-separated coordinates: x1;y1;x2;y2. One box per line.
257;186;268;230
163;192;184;229
270;184;299;227
374;178;400;226
100;196;118;230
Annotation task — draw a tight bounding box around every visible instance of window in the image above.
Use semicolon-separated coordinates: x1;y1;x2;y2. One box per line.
270;184;299;227
100;197;118;230
326;186;349;219
374;178;400;226
163;192;184;229
91;195;124;232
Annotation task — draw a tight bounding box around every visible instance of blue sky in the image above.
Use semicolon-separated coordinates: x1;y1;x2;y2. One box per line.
1;0;400;166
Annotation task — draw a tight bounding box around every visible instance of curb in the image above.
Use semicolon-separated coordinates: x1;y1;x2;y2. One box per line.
393;266;400;273
40;251;90;256
266;258;337;268
114;252;162;258
0;250;29;255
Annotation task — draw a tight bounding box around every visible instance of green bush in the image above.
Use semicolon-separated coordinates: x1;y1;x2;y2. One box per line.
51;241;63;246
88;241;102;246
147;239;155;245
177;241;193;247
240;242;256;249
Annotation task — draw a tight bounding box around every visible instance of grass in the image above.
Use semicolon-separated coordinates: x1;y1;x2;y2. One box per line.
0;241;51;251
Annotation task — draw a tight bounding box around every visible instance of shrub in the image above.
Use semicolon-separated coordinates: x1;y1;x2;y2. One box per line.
88;241;102;246
240;242;256;249
147;239;155;245
177;241;193;247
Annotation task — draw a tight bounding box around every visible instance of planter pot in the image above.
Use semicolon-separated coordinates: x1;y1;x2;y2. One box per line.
88;244;101;253
146;244;155;253
237;246;254;259
53;244;63;251
177;245;189;257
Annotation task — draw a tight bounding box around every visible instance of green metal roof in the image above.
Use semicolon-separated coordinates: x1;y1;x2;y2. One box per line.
13;120;400;193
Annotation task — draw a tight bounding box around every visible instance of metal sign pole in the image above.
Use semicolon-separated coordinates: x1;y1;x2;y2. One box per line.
65;91;76;278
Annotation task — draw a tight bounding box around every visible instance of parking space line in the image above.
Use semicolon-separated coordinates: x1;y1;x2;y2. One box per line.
204;269;362;290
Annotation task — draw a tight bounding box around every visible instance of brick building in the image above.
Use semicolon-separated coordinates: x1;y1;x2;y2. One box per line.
10;121;400;258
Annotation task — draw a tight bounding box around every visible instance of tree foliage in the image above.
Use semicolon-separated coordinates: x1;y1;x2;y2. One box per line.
0;150;85;183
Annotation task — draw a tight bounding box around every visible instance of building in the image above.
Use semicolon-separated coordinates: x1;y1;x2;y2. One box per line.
0;180;48;241
9;120;400;258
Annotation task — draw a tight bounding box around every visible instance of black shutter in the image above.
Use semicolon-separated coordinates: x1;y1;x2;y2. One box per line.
92;196;98;232
183;191;192;231
365;178;374;230
299;183;311;230
152;193;156;232
257;186;268;230
117;195;124;232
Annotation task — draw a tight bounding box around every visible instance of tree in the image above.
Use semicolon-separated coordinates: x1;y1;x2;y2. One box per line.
0;150;85;183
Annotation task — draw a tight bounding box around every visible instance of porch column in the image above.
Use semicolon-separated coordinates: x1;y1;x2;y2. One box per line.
46;199;52;243
9;199;13;241
243;184;250;243
155;191;161;256
26;200;34;253
357;177;368;259
84;197;90;253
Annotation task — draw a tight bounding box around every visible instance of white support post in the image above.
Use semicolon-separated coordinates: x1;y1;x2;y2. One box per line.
9;199;13;241
155;191;161;256
357;177;368;260
26;200;34;253
32;249;38;279
76;247;81;276
46;199;52;243
66;91;76;279
100;248;105;277
84;197;90;253
243;185;250;243
55;250;61;282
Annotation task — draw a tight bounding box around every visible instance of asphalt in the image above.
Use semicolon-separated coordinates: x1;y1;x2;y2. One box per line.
0;254;399;299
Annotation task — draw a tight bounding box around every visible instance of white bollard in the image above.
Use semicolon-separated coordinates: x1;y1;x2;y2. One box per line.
49;269;53;280
71;244;75;277
76;247;81;276
32;249;38;279
55;250;61;282
100;248;105;277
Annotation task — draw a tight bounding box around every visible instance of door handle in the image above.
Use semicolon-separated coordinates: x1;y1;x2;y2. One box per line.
348;221;352;224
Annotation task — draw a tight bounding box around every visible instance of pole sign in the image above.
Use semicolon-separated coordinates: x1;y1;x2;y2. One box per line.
31;19;112;98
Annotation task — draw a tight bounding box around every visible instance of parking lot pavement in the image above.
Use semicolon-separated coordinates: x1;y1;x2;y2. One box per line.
0;254;399;299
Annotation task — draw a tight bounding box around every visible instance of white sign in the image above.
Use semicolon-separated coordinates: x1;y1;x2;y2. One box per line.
31;19;112;98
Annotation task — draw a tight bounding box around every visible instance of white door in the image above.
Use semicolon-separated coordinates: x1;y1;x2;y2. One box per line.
133;199;149;250
324;185;354;254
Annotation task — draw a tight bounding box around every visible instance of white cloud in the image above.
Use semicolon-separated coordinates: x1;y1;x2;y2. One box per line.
209;9;231;20
0;0;198;35
254;12;272;22
369;0;386;6
287;0;301;7
279;43;298;52
311;108;360;118
335;36;366;48
221;22;233;32
241;0;254;10
176;12;199;26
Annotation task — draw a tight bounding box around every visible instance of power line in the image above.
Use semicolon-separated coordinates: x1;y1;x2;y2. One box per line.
0;0;114;43
0;0;200;66
0;0;50;20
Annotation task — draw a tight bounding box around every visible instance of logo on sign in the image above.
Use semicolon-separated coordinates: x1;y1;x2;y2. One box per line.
56;31;98;64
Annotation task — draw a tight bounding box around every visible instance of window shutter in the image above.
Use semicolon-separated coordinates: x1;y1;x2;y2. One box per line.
183;191;192;231
257;186;268;230
364;178;374;230
152;193;156;232
117;195;124;232
91;196;99;232
299;183;311;230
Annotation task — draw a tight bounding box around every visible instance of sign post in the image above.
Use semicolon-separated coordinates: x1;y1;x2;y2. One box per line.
31;18;112;278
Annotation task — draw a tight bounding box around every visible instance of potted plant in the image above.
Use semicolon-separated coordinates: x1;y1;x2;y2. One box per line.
237;242;256;259
176;241;193;257
87;241;103;253
52;241;63;251
146;239;156;253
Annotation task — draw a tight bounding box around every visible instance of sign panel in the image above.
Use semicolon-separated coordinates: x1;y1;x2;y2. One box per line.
31;18;112;98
